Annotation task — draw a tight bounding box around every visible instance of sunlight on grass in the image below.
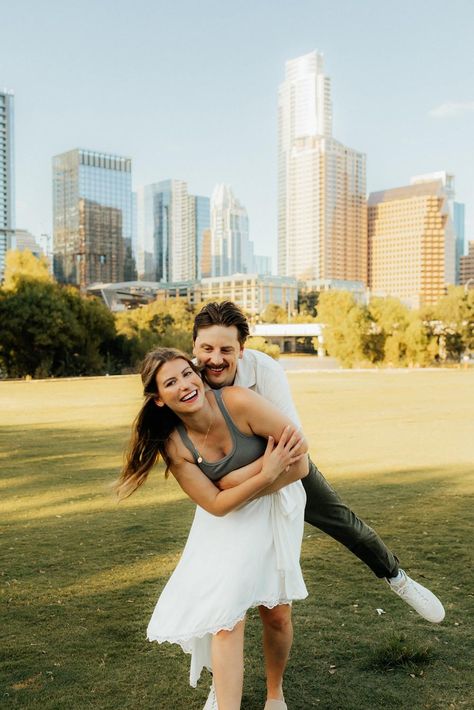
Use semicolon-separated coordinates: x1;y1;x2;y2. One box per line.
59;555;182;597
2;482;187;521
1;370;473;710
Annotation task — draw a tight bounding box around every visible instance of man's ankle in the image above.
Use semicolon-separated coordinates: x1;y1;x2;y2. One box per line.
387;569;404;584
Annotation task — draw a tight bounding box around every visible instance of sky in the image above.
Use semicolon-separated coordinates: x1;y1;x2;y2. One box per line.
2;0;474;266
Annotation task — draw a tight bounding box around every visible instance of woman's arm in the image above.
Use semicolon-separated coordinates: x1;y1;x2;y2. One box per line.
221;387;310;481
251;454;309;497
215;456;264;490
167;427;301;516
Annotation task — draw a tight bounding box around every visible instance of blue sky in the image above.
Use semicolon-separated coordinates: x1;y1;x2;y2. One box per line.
2;0;473;264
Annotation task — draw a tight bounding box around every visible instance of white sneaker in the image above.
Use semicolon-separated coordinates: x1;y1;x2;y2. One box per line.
203;684;218;710
387;569;445;623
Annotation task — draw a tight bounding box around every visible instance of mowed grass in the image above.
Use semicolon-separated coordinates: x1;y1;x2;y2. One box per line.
1;370;473;710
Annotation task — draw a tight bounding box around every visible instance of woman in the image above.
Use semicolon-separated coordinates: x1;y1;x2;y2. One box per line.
116;348;309;710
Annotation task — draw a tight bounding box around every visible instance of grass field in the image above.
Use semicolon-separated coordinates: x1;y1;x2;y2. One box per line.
1;370;473;709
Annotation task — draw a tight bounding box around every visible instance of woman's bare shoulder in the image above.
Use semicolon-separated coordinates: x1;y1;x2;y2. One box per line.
166;429;193;465
219;386;263;417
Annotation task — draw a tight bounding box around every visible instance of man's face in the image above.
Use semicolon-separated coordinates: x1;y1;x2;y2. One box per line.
193;325;244;389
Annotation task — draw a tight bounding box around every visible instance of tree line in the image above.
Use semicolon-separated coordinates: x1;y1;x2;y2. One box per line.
0;250;472;378
268;289;474;367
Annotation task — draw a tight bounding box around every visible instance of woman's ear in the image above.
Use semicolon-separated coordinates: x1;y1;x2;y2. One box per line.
154;397;165;408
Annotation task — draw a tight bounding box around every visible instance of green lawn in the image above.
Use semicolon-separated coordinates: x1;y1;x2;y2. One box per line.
1;370;473;709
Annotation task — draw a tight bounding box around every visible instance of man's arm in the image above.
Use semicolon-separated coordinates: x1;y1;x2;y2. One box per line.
241;350;301;427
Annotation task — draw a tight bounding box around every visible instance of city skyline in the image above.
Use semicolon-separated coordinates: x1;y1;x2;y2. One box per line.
2;0;473;267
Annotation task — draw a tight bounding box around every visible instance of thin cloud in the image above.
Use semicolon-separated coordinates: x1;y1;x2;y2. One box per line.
429;101;474;118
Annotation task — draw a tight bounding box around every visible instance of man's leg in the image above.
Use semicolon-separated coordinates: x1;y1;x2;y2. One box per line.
302;460;445;623
258;604;292;704
302;459;399;578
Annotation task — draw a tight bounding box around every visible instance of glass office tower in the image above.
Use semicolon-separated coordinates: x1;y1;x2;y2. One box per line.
52;149;133;289
0;89;15;279
136;179;205;282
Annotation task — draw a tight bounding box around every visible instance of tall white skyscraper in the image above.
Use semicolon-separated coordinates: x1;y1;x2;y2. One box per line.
278;51;367;286
0;89;15;279
211;184;252;276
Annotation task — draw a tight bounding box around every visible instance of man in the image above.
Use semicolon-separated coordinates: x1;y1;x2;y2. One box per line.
193;301;444;709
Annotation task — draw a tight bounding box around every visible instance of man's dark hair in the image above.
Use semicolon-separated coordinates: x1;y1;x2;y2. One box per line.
193;301;250;345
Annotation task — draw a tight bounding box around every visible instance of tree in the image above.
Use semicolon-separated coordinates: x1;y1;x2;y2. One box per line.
368;297;411;365
2;249;52;290
297;290;319;318
0;279;121;378
404;314;435;367
260;304;288;324
115;298;195;364
430;287;474;360
316;291;373;367
245;336;280;360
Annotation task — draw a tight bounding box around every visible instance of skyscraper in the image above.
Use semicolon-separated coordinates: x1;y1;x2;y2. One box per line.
411;172;464;284
460;241;474;287
368;180;456;308
135;179;200;282
53;149;133;289
192;195;211;280
277;51;367;286
210;184;252;276
0;89;15;279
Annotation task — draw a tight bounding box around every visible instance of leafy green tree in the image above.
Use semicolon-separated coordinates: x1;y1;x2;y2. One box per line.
297;290;319;318
368;297;411;365
404;315;435;366
246;336;280;359
429;287;474;360
115;298;195;364
0;279;121;378
3;249;52;289
260;304;288;324
316;291;373;367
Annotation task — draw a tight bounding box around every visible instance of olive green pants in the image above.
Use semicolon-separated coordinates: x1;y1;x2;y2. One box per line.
302;460;399;578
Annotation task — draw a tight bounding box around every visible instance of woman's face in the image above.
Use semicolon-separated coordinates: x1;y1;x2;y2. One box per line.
154;358;205;414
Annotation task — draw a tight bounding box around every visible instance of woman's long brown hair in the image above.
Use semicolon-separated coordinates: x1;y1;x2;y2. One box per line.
115;347;200;500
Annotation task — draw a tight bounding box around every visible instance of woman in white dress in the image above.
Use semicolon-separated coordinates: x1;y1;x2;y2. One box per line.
116;348;309;710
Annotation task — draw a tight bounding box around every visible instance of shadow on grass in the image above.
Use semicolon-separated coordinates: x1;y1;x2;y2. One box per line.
2;423;474;709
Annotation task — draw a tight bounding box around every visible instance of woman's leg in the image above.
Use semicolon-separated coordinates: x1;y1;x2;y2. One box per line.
211;618;246;710
258;604;292;701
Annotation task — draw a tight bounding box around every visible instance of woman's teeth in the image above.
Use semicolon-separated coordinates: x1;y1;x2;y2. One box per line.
181;390;197;402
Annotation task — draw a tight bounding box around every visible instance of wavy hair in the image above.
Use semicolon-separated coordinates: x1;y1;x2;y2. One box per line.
115;347;200;500
192;301;250;345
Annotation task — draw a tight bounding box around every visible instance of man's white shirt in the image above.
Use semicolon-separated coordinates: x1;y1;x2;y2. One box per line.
234;349;301;428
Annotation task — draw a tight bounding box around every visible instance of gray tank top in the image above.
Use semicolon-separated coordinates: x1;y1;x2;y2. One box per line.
176;388;267;482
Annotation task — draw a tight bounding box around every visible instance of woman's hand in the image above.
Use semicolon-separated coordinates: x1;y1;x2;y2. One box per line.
261;425;305;484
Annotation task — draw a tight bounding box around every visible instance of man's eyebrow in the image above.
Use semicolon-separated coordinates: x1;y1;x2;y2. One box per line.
198;341;236;350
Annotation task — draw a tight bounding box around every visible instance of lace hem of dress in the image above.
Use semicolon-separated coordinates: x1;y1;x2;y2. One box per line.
147;596;298;647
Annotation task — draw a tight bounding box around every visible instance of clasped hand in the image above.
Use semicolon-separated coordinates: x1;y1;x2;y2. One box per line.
261;425;305;482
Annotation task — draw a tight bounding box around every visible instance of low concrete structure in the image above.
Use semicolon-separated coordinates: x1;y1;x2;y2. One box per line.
251;323;325;355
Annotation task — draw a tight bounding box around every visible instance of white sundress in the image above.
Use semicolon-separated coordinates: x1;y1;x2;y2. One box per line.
146;390;307;687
